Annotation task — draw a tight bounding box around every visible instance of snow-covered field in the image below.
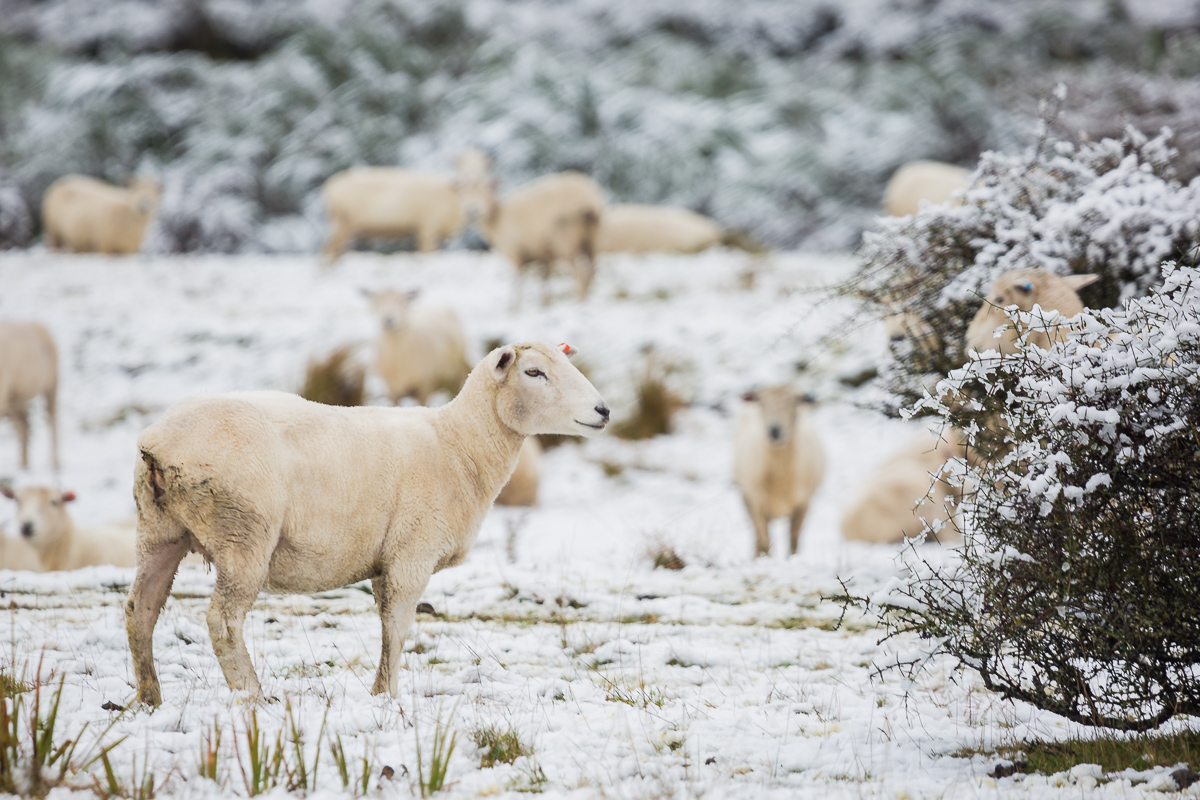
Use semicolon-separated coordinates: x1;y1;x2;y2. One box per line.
0;249;1192;797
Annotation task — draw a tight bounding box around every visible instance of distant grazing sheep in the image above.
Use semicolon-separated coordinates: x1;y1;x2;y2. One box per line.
965;269;1099;355
125;341;610;704
841;431;967;544
322;168;464;263
365;288;471;406
1;486;136;570
0;321;58;470
596;204;722;254
464;172;604;305
42;175;160;254
495;437;541;506
0;525;42;572
883;161;971;217
733;386;825;557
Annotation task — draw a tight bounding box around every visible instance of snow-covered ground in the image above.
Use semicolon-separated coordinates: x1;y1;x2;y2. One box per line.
0;249;1192;797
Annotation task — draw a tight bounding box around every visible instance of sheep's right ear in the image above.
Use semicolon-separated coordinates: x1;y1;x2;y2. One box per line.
492;346;517;382
0;483;13;500
741;391;758;403
62;490;76;503
1062;273;1100;291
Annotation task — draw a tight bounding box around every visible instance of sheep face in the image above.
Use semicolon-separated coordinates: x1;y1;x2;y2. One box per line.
742;385;813;447
966;269;1098;354
0;486;73;549
366;288;420;331
490;343;609;437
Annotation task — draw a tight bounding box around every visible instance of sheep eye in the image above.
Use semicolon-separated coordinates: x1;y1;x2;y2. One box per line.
525;368;544;378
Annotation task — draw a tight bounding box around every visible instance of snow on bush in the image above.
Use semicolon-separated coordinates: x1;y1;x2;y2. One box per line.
866;263;1200;730
854;114;1200;412
0;180;33;249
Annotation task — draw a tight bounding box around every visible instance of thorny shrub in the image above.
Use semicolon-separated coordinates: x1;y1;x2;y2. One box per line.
852;97;1200;414
860;264;1200;731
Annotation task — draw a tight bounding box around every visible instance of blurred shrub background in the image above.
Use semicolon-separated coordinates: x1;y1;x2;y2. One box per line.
1;0;1199;253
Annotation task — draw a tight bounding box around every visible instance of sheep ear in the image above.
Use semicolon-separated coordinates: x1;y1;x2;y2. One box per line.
741;391;758;403
492;346;517;381
558;342;577;359
1062;273;1099;290
0;484;13;500
405;289;421;302
62;490;76;503
798;392;818;405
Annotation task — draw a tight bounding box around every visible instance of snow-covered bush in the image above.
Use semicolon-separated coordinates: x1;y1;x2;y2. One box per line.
868;263;1200;730
855;117;1200;412
0;181;33;249
146;165;259;254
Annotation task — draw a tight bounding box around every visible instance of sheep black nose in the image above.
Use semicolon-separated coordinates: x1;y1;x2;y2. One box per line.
768;425;783;443
596;404;610;421
20;521;33;538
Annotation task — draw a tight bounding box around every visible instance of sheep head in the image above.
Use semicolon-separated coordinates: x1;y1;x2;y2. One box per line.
364;288;420;331
489;342;609;437
2;486;74;550
741;385;815;447
965;269;1098;355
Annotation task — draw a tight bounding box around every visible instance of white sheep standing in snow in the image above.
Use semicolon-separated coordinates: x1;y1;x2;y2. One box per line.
0;320;59;470
321;168;464;263
365;288;471;406
965;269;1099;355
596;204;722;254
461;172;605;306
841;431;967;545
125;341;610;704
0;485;136;570
42;175;160;254
495;437;541;506
733;386;825;557
0;524;42;572
883;161;971;217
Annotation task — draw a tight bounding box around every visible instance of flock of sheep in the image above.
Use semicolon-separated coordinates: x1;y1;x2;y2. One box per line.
0;152;1094;702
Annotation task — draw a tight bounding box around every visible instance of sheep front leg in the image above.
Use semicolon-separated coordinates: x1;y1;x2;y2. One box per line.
788;505;809;556
207;568;267;698
11;406;30;469
743;495;771;558
371;569;431;697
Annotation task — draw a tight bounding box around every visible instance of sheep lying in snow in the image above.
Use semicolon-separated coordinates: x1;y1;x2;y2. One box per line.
0;321;59;470
841;431;967;544
125;341;610;704
733;386;825;557
965;269;1099;355
1;486;136;570
0;526;42;572
596;204;722;254
883;161;971;217
365;289;471;406
463;172;605;306
322;168;464;263
495;437;541;506
42;175;160;254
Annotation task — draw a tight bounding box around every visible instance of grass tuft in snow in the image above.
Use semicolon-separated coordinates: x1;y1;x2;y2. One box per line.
960;729;1200;778
610;351;685;440
472;726;528;769
645;539;686;571
416;701;459;796
329;733;374;796
300;345;365;407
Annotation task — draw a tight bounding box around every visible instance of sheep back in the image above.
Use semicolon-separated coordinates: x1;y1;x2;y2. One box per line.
596;204;721;254
883;161;971;217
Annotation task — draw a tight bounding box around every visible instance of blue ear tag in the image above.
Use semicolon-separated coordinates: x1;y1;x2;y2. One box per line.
1020;282;1033;292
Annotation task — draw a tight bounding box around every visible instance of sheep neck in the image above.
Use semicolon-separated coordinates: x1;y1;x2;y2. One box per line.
34;516;74;571
432;370;525;503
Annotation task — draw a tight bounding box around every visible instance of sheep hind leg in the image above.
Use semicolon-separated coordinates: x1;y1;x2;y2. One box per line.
788;504;809;556
11;406;30;469
45;388;59;471
207;565;267;699
125;535;191;706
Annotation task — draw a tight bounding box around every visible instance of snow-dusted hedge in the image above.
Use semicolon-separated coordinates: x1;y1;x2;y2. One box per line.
0;180;33;249
856;119;1200;411
869;264;1200;730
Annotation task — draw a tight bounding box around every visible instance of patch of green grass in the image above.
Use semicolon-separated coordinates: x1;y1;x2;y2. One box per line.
956;729;1200;776
472;727;528;769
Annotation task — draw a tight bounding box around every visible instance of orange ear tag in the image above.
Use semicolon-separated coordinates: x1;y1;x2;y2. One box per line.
559;342;571;354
